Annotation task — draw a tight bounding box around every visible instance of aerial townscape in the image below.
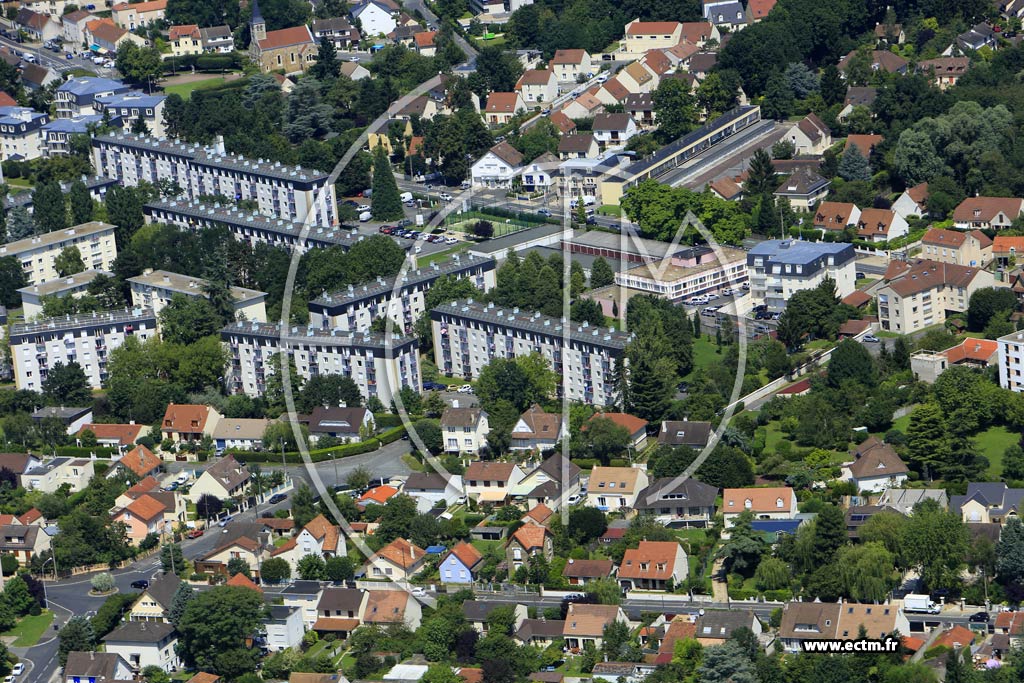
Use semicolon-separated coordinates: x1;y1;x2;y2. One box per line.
7;0;1024;682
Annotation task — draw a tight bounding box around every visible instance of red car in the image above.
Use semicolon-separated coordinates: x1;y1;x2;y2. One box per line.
186;529;204;539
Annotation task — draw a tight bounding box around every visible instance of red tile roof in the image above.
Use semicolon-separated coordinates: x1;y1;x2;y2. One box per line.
585;412;647;436
511;524;550;551
226;572;263;592
953;197;1024;223
162;403;215;434
679;21;713;44
169;24;199;40
551;49;587;64
373;538;426;569
626;21;680;36
618;541;682;580
120;445;162;478
844;134;883;154
123;494;168;522
944;338;998;364
747;0;776;19
722;487;795;513
358;485;398;504
413;30;436;48
447;541;483;569
485;92;521;113
257;25;315;51
78;423;145;446
993;236;1024;254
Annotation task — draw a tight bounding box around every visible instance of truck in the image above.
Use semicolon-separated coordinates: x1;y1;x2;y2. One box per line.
903;594;940;614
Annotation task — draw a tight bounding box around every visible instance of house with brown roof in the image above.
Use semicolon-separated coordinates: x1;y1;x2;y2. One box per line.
115;445;163;480
914;338;999;383
515;69;558;103
680;21;719;47
994;236;1024;267
15;9;60;42
516;619;567;647
510;404;567;451
774;167;830;210
617;62;658;94
169;24;202;57
403;471;464;512
623;93;655;130
839;86;878;121
513;453;583;510
834;603;910;641
506;524;553;573
361;589;423;630
0;524;50;565
813;201;862;234
746;0;776;22
187;455;249;504
548;110;577;135
562;558;615;585
0;453;41;477
558;133;600;160
953;197;1024;231
560;92;605;120
111;0;165;29
364;538;427;580
838;49;908;76
441;405;489;454
413;30;437;56
78;423;145;448
112;493;172;544
470;141;524;189
922;228;992;267
129;573;182;622
585;466;650;511
313;587;365;635
464;461;526;504
593;77;631;106
995;611;1024;648
250;25;318;75
721;486;796;528
709;177;743;201
657;420;711;449
562;603;628;649
551;49;592;83
618;540;687;590
585;412;648;449
484;92;525;126
270;514;346;572
856;208;909;243
778;602;841;652
687;52;718;80
844;134;883;156
161;404;222;445
892;181;929;219
843;437;909;493
876;259;996;333
592;113;639;150
195;534;266;577
622;20;683;59
787;113;832;155
918;57;970;89
463;600;529;633
694;610;762;645
439;541;483;584
85;18;147;52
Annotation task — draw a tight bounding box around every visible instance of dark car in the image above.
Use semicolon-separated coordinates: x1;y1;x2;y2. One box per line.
969;611;990;623
423;381;447;391
268;493;288;504
585;215;597;225
130;579;149;590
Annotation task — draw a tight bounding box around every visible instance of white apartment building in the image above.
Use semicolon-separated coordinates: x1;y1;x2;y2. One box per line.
746;240;857;312
309;254;497;334
94;92;167;138
128;269;268;322
144;200;362;253
92;133;337;227
18;269;111;320
431;300;630;406
0;107;49;161
0;221;118;286
876;259;996;333
223;321;422;407
613;246;748;304
999;330;1024;393
55;77;131;119
9;308;158;391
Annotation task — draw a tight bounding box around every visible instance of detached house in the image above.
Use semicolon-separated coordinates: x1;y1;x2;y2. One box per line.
778;603;841;653
721;486;797;528
161;404;222;445
362;589;423;630
856;208;909;243
270;514;346;572
510;404;566;451
774;168;830;210
585;412;648;450
441;405;488;454
516;70;558;103
562;558;614;586
64;652;134;683
813;201;861;234
116;445;163;480
922;228;992;267
471;141;524;189
484;92;525;126
618;540;687;590
513;453;582;510
845;437;909;493
111;0;165;29
953;197;1024;231
787;113;831;155
129;572;182;621
586;466;649;511
505;524;553;572
15;9;60;42
551;49;592;83
563;603;629;649
464;461;525;504
592;114;639;150
351;0;397;37
313;587;366;636
312;17;359;50
402;471;463;513
439;541;483;584
622;20;683;59
113;494;171;545
364;538;427;580
251;25;318;75
103;621;178;673
892;181;929;219
558;133;599;160
657;420;712;449
634;477;718;527
187;455;249;504
0;524;50;565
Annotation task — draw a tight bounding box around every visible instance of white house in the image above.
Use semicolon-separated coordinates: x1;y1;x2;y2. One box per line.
550;49;592;83
721;487;797;528
515;69;558;103
187;455;249;504
102;621;179;672
263;605;304;652
351;0;396;37
463;461;526;504
892;182;929;219
585;466;649;511
844;437;909;493
441;405;489;454
592;113;638;150
403;472;464;513
471;141;524;189
269;514;345;573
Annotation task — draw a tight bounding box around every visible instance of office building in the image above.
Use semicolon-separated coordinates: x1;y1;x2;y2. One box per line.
223;321;421;406
431;300;630;406
9;308;158;391
309;254;497;333
746;240;856;312
93;133;337;227
0;221;118;286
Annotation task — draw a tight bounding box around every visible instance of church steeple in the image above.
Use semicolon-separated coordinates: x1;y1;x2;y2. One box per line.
250;0;266;43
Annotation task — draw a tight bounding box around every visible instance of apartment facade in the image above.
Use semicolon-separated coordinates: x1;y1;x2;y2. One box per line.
309;254;496;334
92;133;337;227
0;106;49;161
0;221;117;287
223;321;421;407
128;269;268;322
998;330;1024;393
9;308;158;391
612;247;748;305
55;77;131;119
431;300;630;406
921;228;992;267
876;259;995;333
746;240;856;312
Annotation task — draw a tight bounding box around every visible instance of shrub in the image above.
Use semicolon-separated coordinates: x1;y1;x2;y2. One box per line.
90;572;115;593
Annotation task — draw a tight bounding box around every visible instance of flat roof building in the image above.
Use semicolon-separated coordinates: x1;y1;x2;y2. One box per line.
0;221;117;286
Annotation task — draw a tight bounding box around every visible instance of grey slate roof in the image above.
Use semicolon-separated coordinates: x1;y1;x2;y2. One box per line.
103;620;175;643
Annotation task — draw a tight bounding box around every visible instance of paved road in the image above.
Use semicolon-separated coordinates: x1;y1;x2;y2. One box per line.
0;34;113;77
402;0;478;63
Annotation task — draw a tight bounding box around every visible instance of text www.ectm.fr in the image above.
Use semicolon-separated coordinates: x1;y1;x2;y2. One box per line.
801;638;902;653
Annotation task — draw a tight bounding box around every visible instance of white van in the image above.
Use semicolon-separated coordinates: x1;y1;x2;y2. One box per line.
176;472;190;485
359;211;372;222
400;191;413;203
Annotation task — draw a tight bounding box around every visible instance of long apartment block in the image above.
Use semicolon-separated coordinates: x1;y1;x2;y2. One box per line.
430;299;630;406
92;133;337;227
309;254;497;333
9;308;158;391
0;221;118;286
223;321;422;406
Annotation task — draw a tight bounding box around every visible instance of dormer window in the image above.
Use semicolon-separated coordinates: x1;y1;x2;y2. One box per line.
744;499;752;508
776;497;784;508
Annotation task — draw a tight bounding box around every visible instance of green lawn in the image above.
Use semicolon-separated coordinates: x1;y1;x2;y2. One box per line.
421;244;469;266
976;425;1018;478
597;204;622;217
164;77;227;99
402;454;425;472
684;337;721;381
856;277;878;287
3;611;54;647
891;414;911;433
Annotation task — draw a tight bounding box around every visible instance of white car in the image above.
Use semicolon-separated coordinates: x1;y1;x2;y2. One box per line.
5;675;14;683
11;664;24;676
410;586;427;597
566;494;582;505
457;384;474;394
445;237;458;244
438;192;453;202
863;334;880;343
357;204;370;211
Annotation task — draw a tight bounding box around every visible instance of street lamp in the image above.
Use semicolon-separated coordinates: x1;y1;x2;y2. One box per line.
40;555;57;614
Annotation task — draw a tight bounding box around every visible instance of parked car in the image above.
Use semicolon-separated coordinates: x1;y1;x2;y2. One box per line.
130;579;149;590
537;208;552;217
410;586;427;597
701;307;720;317
423;381;447;391
438;192;453;202
969;611;990;623
218;515;234;527
862;334;880;343
268;493;288;504
186;529;204;539
457;384;474;394
357;204;370;211
11;664;24;677
566;494;582;505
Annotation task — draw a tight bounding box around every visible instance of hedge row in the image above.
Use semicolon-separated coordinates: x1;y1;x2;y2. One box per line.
161;52;244;74
228;425;407;464
57;446;118;458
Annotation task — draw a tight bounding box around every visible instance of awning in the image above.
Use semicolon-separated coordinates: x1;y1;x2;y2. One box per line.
479;490;507;502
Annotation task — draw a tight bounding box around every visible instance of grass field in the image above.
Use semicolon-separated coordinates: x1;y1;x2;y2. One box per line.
856;277;878;287
976;425;1018;478
164;77;227;99
684;337;721;382
3;611;53;647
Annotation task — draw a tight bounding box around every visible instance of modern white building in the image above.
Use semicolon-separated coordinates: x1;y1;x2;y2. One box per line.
263;605;304;652
471;141;524;189
0;106;49;161
55;77;131;119
0;221;118;286
9;308;158;391
309;254;496;334
223;321;422;407
431;300;630;406
998;330;1024;394
611;246;748;305
746;240;857;312
94;92;167;137
18;269;112;320
351;0;396;36
42;115;118;157
102;620;179;673
92;133;337;227
128;269;268;322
